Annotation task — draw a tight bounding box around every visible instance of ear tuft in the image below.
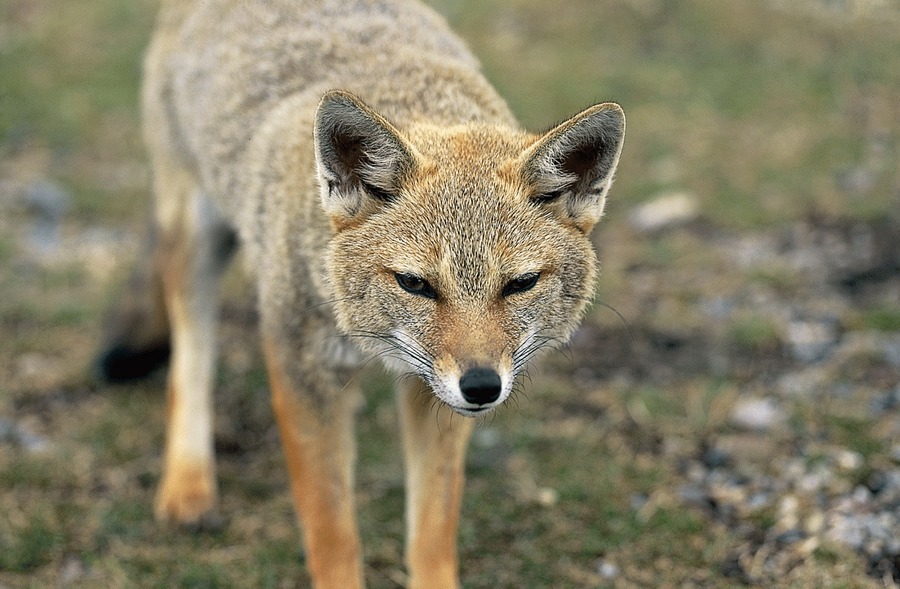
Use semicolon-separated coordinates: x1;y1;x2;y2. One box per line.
314;91;415;227
521;103;625;232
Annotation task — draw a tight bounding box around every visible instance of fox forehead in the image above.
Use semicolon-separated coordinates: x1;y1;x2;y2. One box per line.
404;122;533;167
362;125;574;263
358;135;578;290
398;123;537;214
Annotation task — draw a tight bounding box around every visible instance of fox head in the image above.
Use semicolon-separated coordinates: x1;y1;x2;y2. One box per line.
314;90;624;416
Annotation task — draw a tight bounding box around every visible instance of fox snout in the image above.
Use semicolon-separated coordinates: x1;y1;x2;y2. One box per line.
458;367;502;406
436;362;507;415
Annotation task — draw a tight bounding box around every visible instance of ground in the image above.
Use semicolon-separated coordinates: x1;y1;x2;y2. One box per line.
0;0;898;587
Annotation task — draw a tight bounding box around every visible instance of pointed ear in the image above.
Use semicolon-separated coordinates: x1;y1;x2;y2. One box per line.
314;90;416;229
520;103;625;232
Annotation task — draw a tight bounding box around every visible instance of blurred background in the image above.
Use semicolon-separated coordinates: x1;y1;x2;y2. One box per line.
1;0;898;586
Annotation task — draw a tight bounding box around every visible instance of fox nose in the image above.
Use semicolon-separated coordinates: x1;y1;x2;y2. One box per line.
459;367;502;405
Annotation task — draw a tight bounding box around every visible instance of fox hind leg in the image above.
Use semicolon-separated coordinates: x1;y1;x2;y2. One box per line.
151;163;235;527
95;219;172;382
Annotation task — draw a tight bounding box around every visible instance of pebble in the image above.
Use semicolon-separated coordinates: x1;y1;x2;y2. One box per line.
23;180;71;255
628;191;699;233
60;556;88;584
729;397;786;432
833;449;863;471
775;529;805;546
776;367;829;397
535;487;559;507
804;511;825;535
677;484;708;508
787;319;839;363
869;385;900;416
883;337;900;368
23;180;71;220
701;446;730;469
0;418;51;453
597;560;620;579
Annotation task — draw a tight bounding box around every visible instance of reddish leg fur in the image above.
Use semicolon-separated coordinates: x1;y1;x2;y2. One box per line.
264;338;365;589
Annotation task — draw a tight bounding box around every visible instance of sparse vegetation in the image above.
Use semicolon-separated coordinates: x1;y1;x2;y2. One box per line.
1;0;898;587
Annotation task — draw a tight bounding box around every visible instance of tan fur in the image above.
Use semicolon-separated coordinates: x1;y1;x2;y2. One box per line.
397;377;473;589
116;0;626;586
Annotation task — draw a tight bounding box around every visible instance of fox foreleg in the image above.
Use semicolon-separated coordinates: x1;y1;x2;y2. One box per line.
397;377;474;589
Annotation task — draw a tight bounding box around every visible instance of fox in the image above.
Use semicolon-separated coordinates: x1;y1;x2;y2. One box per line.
97;0;625;587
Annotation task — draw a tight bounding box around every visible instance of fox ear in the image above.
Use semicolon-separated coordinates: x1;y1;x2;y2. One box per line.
520;103;625;233
314;90;415;229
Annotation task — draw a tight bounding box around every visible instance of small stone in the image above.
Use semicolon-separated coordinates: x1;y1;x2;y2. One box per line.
799;468;832;493
472;427;501;449
869;386;900;416
883;338;900;368
630;493;648;510
835;166;877;195
798;536;819;555
0;418;50;454
16;428;50;454
730;397;786;432
628;191;699;233
60;556;87;583
745;492;772;512
890;444;900;464
834;449;863;471
535;487;558;507
776;529;805;546
678;484;709;508
805;511;825;535
854;485;872;503
702;446;730;469
23;180;71;221
787;319;839;363
777;367;829;397
597;559;620;579
778;495;800;529
0;418;14;441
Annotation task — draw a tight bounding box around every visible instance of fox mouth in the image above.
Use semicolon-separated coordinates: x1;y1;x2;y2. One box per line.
448;403;496;417
442;401;503;417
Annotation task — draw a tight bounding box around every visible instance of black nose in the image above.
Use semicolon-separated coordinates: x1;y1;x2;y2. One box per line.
459;367;502;405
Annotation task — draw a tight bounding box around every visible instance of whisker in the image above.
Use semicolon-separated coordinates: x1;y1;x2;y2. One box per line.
512;333;563;372
339;330;435;374
559;293;594;303
594;300;636;344
300;296;358;314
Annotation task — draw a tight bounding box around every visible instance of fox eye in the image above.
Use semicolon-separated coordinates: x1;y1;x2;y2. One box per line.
502;272;540;297
395;272;438;299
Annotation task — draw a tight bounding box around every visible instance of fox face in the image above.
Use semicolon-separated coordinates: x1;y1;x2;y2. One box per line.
315;91;624;415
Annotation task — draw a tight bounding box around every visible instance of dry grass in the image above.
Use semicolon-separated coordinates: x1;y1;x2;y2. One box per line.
1;0;898;587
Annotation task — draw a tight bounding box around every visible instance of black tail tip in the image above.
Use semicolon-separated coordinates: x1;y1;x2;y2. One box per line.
94;342;171;383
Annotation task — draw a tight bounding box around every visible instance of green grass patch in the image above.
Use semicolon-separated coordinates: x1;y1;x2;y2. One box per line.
0;456;63;489
826;414;886;459
0;516;61;573
860;307;900;332
728;315;782;351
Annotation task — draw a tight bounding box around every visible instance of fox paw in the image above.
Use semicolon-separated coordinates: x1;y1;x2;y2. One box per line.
154;465;221;531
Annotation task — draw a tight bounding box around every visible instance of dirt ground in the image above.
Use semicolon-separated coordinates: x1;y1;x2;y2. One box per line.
1;0;898;587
